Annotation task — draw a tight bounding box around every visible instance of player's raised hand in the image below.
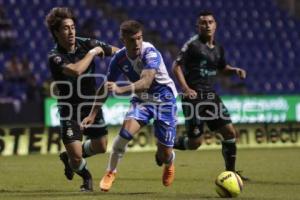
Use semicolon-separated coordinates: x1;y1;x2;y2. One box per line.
236;68;246;80
80;115;95;130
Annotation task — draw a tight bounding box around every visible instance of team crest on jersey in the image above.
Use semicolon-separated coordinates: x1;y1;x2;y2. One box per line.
193;127;200;135
66;128;74;137
53;56;62;64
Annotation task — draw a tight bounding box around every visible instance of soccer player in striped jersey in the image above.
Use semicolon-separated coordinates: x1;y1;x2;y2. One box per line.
81;20;177;191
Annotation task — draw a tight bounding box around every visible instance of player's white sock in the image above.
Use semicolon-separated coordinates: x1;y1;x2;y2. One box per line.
164;151;175;167
107;129;133;173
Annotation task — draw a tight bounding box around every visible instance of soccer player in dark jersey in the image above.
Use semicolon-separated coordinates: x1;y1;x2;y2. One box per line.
171;11;248;180
45;7;119;191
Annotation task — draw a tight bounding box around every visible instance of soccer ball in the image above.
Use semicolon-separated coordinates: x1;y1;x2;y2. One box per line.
215;171;243;198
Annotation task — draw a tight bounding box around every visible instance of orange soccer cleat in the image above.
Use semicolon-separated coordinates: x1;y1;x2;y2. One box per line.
99;171;116;192
162;163;175;186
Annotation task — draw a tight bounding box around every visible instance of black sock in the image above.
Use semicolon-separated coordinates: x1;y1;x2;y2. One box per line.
71;158;92;180
173;136;188;150
221;140;236;171
76;167;92;180
75;160;92;180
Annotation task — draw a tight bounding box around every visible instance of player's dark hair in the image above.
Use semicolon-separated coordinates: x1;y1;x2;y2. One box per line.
45;7;76;42
120;20;143;38
196;10;216;25
198;10;215;18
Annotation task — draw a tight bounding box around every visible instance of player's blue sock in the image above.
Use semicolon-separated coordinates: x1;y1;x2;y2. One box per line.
222;138;236;171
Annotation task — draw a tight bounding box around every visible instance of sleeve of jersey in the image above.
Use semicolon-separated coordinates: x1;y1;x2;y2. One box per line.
175;43;188;65
142;47;160;70
107;55;122;82
218;46;227;69
48;53;67;74
85;38;113;56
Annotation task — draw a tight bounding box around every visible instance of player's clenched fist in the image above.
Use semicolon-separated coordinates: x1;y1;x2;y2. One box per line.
105;81;124;94
236;68;246;79
89;46;104;57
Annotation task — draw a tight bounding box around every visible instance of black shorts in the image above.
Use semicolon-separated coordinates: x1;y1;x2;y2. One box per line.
59;104;107;144
182;93;231;138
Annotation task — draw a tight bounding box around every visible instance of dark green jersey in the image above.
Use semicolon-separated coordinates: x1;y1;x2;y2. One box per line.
48;37;112;104
176;34;226;92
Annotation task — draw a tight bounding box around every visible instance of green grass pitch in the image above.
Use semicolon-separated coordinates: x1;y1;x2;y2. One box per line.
1;148;300;200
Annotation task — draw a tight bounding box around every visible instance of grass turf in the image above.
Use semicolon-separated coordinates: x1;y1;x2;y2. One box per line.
0;148;300;200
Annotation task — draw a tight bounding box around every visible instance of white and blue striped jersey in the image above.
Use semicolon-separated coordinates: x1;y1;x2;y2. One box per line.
107;42;177;103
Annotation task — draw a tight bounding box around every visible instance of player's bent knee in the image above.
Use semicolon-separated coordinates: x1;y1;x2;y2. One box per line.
99;146;107;153
94;145;106;153
223;130;236;140
69;156;82;166
91;138;108;153
158;149;173;163
220;124;237;140
95;142;107;153
160;152;169;162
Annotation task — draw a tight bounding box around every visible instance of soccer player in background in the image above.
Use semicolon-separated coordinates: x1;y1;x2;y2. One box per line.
45;7;119;191
171;10;249;180
81;20;178;191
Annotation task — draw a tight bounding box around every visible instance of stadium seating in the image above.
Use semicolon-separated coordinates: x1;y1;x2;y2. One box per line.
0;0;299;100
108;0;300;94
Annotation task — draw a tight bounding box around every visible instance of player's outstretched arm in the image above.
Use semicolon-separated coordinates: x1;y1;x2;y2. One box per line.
97;46;119;58
106;69;156;94
81;84;108;129
63;46;104;77
221;65;247;80
172;61;197;98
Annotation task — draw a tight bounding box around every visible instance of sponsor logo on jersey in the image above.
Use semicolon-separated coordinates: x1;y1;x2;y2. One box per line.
146;52;157;59
122;65;129;72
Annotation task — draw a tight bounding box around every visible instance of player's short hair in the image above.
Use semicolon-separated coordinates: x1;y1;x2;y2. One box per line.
198;10;215;18
45;7;76;42
196;10;216;25
119;20;143;38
